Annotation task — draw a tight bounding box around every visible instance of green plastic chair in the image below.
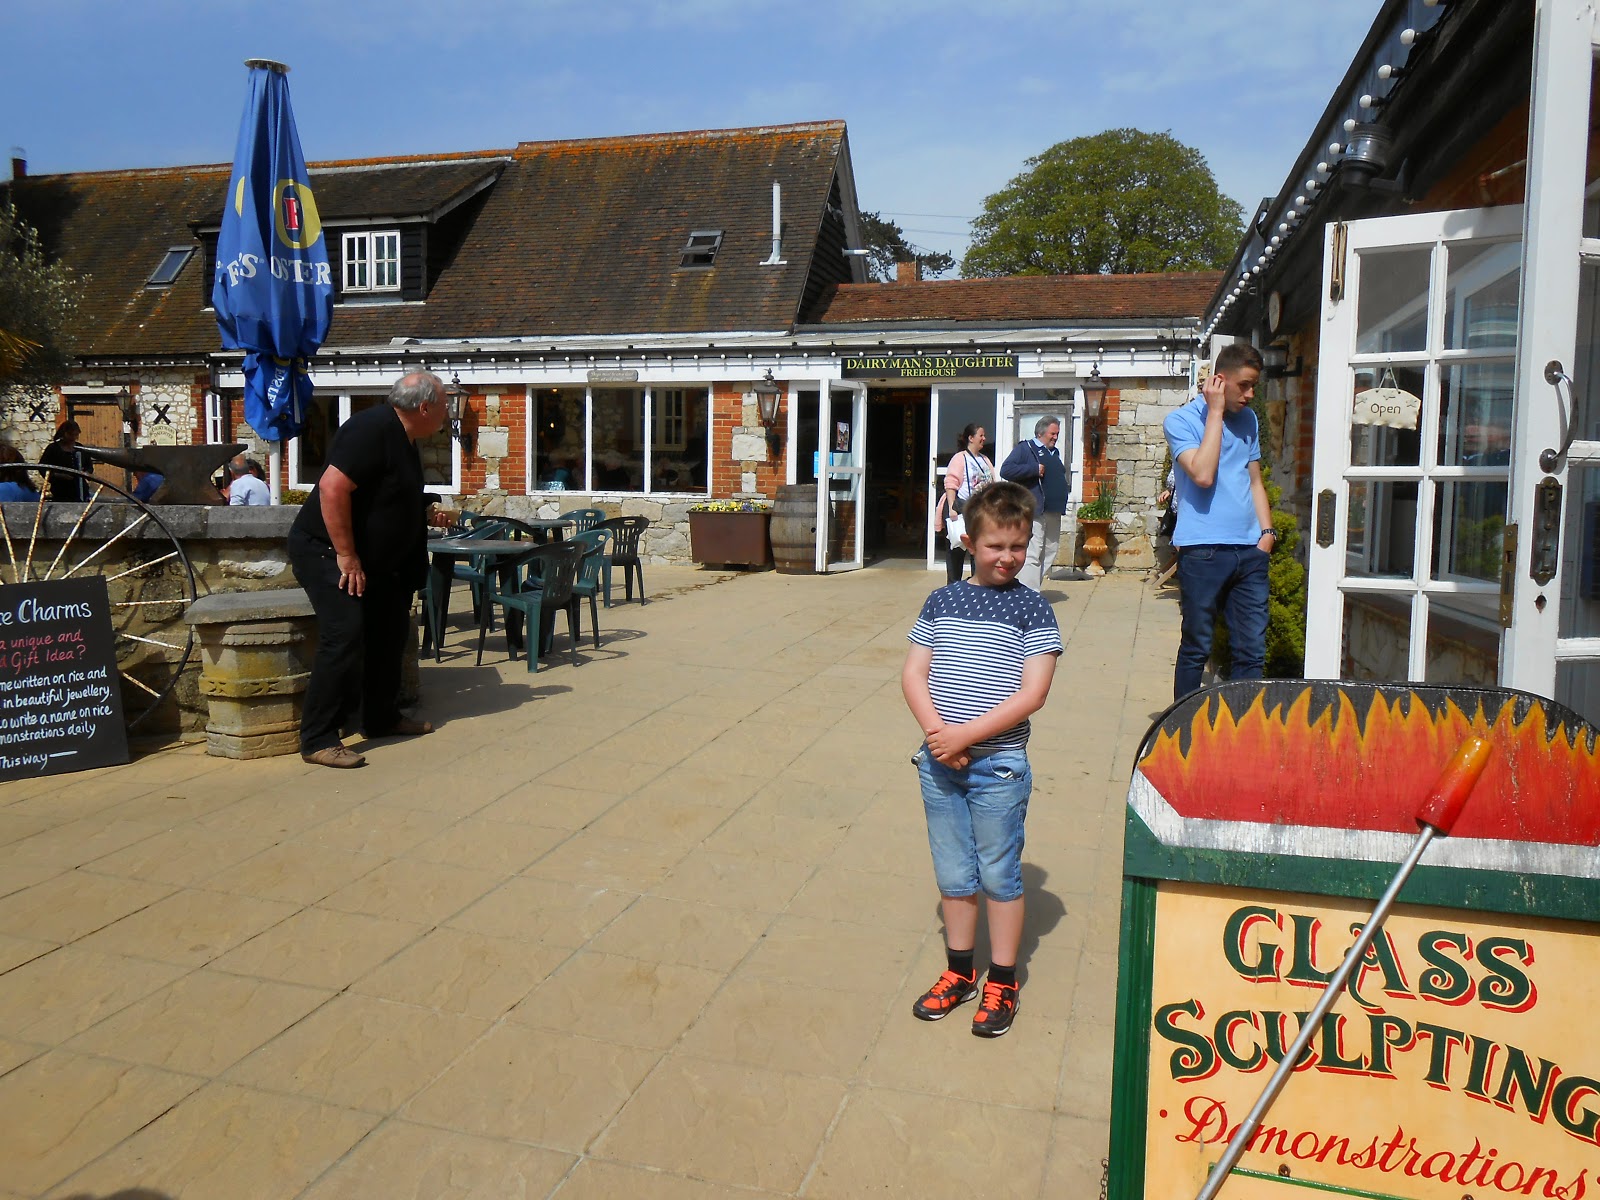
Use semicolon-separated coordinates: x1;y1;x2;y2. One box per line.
558;507;607;533
440;518;511;644
478;542;584;671
567;528;613;649
596;515;648;605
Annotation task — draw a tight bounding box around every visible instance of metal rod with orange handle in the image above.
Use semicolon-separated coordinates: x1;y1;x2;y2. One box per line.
1193;736;1494;1200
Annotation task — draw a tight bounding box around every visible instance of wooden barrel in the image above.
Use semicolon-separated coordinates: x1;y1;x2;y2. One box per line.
770;484;818;574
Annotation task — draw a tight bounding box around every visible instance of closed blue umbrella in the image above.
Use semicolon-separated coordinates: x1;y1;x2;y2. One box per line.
212;58;333;447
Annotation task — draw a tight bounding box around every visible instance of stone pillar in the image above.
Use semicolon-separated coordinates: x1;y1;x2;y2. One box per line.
183;589;315;759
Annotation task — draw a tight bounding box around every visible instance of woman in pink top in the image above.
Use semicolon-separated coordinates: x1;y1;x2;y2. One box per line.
941;424;995;583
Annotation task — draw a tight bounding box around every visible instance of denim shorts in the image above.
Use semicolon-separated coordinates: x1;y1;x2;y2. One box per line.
914;747;1031;901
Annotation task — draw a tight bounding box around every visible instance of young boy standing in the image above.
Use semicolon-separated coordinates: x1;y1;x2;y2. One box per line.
902;481;1062;1037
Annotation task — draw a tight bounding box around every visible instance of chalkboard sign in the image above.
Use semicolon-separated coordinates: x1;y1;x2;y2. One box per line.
0;576;130;782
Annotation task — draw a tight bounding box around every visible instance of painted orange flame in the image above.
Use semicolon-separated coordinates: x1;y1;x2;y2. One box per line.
1138;688;1600;845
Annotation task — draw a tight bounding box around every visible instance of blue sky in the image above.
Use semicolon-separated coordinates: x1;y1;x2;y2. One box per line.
5;0;1377;271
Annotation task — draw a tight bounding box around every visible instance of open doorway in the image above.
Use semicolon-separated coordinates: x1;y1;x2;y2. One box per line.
865;388;930;562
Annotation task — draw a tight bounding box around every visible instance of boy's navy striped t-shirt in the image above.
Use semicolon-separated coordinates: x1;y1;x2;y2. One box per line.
908;579;1062;751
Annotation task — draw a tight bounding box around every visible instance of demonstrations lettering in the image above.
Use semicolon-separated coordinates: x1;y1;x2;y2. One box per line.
1152;901;1594;1198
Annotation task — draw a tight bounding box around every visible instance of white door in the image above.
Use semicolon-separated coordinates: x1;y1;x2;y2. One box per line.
1306;206;1524;685
1516;0;1600;721
817;382;866;571
926;386;1001;570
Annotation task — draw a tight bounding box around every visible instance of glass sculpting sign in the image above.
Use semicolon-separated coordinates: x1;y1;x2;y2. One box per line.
1109;680;1600;1200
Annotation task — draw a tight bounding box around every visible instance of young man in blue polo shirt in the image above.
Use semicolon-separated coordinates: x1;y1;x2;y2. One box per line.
1163;343;1274;700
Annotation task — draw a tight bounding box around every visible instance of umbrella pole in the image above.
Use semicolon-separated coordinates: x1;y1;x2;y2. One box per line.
269;443;282;504
1192;735;1494;1200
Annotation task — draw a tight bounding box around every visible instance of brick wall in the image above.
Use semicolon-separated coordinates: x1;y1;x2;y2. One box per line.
710;381;785;497
1082;388;1120;501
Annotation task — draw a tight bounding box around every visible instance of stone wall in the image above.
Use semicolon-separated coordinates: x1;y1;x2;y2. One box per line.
2;370;208;463
0;503;301;738
453;494;695;563
1090;377;1193;571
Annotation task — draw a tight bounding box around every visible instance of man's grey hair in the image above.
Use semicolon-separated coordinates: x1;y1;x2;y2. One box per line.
227;454;247;477
1034;415;1062;437
390;371;444;412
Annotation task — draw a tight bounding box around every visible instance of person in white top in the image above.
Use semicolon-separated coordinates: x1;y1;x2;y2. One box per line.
940;424;995;583
227;455;270;505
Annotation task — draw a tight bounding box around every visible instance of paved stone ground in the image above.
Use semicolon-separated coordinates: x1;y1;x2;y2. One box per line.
0;565;1180;1199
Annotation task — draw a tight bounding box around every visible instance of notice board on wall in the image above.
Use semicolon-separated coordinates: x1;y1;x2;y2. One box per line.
0;577;130;782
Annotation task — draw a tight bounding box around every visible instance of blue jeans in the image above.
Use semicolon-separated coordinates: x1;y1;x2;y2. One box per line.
915;748;1031;901
1175;544;1270;700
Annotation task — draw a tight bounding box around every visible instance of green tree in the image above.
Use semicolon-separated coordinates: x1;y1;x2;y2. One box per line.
0;203;80;393
857;210;955;282
962;129;1244;277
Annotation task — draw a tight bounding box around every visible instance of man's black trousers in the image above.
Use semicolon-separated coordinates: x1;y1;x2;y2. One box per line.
291;551;413;754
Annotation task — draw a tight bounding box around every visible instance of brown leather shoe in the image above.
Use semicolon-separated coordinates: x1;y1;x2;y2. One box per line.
371;717;433;737
301;744;366;768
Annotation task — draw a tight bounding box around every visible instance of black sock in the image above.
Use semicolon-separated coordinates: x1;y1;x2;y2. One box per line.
988;963;1017;988
947;948;975;980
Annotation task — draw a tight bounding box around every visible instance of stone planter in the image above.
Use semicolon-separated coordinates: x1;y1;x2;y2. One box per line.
688;511;772;567
183;589;316;759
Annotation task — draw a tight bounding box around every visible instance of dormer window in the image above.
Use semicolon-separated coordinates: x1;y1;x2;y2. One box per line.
679;229;723;269
342;230;400;292
145;246;194;287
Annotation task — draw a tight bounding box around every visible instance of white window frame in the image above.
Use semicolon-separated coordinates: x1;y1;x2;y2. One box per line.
341;230;401;294
204;392;227;444
288;391;460;493
633;388;689;451
528;385;709;497
1307;205;1524;684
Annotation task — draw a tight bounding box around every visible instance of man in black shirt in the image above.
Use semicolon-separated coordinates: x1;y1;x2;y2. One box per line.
289;371;447;767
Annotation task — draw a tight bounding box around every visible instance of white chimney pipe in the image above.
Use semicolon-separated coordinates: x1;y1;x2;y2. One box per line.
761;181;786;266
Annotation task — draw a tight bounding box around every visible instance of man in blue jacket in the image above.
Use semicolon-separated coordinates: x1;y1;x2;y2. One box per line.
999;416;1069;590
1163;343;1274;700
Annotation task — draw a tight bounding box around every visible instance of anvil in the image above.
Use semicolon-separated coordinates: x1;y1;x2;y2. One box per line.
78;443;248;505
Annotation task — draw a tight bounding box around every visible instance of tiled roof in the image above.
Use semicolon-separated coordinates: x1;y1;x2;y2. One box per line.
5;165;232;358
4;121;850;358
355;123;848;342
808;272;1223;326
248;156;507;226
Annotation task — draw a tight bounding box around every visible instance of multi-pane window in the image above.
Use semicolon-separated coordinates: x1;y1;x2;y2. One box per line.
532;386;708;494
341;230;400;293
637;389;688;450
291;392;457;492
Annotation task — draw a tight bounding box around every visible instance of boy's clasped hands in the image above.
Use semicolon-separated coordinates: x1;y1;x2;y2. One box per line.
923;721;972;769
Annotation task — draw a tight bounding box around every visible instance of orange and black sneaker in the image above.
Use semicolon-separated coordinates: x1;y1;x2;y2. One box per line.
970;980;1020;1038
912;970;980;1021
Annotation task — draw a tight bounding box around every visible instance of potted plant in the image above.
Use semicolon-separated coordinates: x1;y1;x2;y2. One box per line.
688;499;773;567
1076;485;1116;575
